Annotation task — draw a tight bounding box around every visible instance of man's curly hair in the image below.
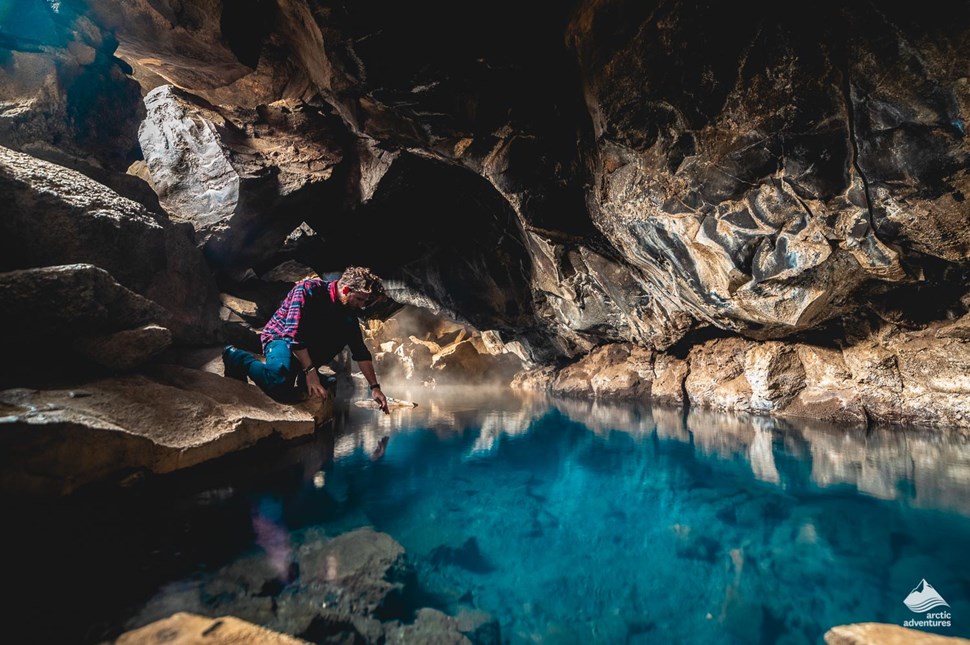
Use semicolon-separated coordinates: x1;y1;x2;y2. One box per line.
337;266;384;303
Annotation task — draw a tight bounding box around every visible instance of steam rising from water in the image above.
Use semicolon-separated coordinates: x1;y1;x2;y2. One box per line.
361;305;524;390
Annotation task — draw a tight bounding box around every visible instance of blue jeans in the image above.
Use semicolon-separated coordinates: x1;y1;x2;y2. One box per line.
227;340;300;401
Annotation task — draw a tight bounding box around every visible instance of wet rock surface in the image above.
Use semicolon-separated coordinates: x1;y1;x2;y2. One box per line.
127;527;500;645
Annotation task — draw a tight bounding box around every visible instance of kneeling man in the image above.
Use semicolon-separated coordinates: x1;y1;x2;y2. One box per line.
223;266;389;414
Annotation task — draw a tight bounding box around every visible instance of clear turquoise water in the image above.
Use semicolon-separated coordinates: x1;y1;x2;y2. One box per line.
295;392;970;644
8;388;970;644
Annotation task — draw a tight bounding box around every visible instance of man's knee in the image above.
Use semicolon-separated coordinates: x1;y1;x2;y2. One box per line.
263;363;293;390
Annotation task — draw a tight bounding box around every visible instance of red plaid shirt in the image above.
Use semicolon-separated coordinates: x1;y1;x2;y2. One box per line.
260;279;325;351
260;279;371;362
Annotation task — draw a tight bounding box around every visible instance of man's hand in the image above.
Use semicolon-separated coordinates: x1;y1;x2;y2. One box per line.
305;370;329;399
373;387;389;414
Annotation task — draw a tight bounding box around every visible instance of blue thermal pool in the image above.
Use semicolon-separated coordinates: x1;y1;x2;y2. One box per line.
6;388;970;644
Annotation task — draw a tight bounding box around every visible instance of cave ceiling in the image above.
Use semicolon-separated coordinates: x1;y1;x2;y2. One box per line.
1;0;968;361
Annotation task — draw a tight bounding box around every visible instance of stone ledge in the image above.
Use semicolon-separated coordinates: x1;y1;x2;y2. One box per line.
115;612;309;645
825;623;970;645
0;364;321;496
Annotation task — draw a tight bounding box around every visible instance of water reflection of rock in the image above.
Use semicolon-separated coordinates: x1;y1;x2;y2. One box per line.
546;396;656;437
332;388;970;516
333;386;551;459
808;426;970;513
681;410;970;515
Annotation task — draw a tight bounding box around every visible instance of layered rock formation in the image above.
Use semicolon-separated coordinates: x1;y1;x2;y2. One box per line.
514;316;970;430
569;2;969;338
88;0;967;356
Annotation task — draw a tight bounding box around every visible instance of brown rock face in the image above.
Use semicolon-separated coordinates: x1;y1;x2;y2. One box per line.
138;85;345;271
85;0;309;107
825;622;970;645
551;343;654;400
516;322;970;431
0;365;316;495
0;145;222;341
651;355;690;404
743;342;806;412
567;1;970;339
0;4;144;169
116;612;310;645
4;0;970;429
685;337;757;412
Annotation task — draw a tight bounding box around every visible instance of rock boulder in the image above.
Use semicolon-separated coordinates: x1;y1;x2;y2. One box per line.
0;145;222;341
0;364;316;496
138;85;344;271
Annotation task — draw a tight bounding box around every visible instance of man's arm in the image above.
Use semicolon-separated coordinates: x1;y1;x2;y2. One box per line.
293;348;328;399
358;360;389;414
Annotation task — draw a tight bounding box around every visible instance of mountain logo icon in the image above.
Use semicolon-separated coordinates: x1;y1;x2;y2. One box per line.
903;579;950;613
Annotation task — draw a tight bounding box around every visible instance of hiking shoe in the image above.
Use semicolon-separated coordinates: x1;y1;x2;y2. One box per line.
222;345;249;382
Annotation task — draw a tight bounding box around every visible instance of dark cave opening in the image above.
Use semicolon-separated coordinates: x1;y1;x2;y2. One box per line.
302;152;538;335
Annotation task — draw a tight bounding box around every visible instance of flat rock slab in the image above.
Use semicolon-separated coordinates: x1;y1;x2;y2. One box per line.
0;364;316;496
825;623;970;645
116;611;309;644
354;398;418;410
172;346;333;426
